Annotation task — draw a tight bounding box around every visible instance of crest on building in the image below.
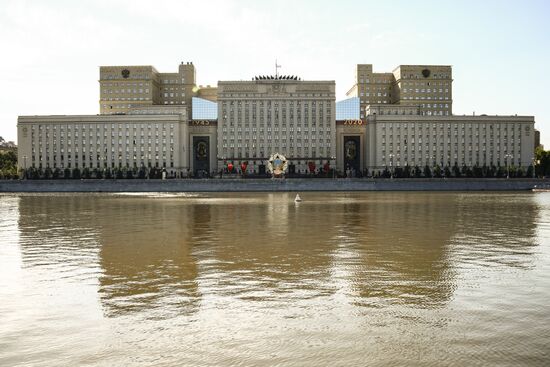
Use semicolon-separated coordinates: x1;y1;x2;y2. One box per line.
121;69;130;78
196;141;208;160
267;153;288;178
421;69;430;78
345;140;357;160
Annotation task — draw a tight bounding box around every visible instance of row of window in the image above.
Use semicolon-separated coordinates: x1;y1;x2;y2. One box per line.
402;96;451;101
102;88;150;94
380;123;524;130
101;74;151;80
33;123;175;130
31;161;174;169
223;93;332;98
221;147;331;157
402;88;449;93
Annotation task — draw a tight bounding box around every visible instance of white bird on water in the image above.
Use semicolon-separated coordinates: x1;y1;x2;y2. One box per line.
294;194;302;202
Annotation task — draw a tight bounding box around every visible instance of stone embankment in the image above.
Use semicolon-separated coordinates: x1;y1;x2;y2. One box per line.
0;178;545;192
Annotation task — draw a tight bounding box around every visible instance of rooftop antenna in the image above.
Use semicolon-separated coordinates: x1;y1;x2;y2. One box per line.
275;59;281;79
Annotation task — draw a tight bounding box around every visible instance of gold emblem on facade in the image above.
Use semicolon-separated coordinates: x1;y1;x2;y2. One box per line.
267;153;288;178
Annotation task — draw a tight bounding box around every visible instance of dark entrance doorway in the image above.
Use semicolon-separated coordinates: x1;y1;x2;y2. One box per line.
193;136;209;177
343;136;361;173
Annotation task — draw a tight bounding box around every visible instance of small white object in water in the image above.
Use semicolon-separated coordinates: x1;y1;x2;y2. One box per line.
295;194;302;202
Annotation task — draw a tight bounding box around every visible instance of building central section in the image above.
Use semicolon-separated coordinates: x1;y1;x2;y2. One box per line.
217;77;336;173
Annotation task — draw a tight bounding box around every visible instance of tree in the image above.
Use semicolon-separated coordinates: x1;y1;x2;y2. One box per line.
44;167;52;179
413;165;422;178
64;168;71;179
526;165;534;178
394;167;403;178
444;166;451;178
82;167;91;179
403;165;411;178
516;167;524;178
535;146;550;177
473;165;483;178
452;164;461;177
434;165;442;178
72;167;81;179
138;167;146;179
423;165;432;178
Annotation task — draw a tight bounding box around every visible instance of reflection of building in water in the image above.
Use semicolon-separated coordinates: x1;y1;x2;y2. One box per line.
17;196;201;318
15;193;540;313
95;199;201;317
17;196;103;277
330;195;459;307
199;194;339;295
451;194;539;269
327;194;539;307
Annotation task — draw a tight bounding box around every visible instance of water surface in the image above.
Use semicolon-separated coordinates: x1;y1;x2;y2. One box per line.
1;192;549;366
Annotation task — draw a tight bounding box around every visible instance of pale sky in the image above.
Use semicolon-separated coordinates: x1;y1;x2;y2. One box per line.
1;0;548;147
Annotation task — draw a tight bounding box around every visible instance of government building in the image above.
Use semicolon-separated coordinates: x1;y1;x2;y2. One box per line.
17;62;536;177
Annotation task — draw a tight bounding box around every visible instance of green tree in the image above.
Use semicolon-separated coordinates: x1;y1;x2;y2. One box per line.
434;165;442;177
44;167;52;179
535;146;550;177
526;165;534;178
403;165;411;178
82;167;91;179
423;165;432;178
452;164;461;177
72;168;81;179
473;165;483;178
0;151;17;177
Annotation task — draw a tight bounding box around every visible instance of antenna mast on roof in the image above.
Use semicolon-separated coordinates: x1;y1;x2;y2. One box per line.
275;59;281;79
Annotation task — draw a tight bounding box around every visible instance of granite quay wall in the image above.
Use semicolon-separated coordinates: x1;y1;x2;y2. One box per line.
0;178;545;193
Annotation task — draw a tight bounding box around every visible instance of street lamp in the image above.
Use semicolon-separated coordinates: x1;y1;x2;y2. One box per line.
22;155;27;179
330;155;336;179
389;153;394;179
505;154;513;179
532;156;538;179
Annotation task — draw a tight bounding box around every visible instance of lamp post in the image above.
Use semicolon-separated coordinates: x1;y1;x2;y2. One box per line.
532;156;537;179
389;153;394;179
22;155;27;179
330;155;336;179
100;156;106;179
505;154;513;179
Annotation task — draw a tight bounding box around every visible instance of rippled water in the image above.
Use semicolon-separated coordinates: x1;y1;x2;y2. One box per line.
1;192;550;366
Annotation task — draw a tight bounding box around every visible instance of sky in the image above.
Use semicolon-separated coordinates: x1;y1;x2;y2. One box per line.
0;0;548;147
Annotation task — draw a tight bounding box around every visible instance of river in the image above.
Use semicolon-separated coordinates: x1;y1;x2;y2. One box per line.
1;192;549;366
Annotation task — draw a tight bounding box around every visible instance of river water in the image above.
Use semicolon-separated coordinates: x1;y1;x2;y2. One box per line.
1;192;549;366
